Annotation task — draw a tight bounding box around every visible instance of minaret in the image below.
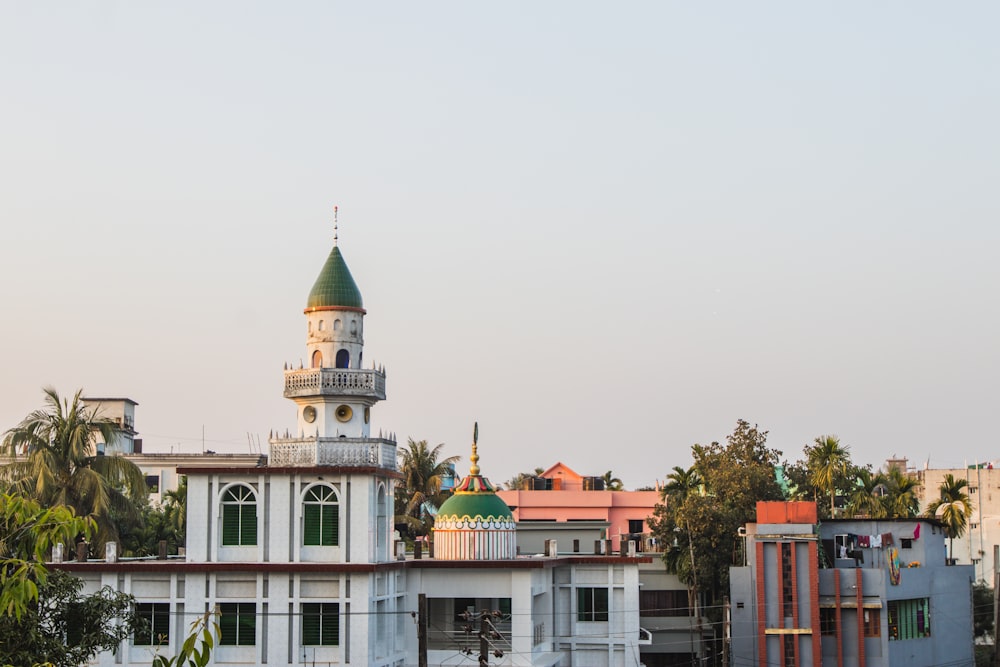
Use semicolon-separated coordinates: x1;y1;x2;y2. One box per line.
272;211;388;455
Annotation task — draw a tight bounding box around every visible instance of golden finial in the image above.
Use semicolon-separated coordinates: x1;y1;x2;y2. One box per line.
333;205;339;246
469;421;480;476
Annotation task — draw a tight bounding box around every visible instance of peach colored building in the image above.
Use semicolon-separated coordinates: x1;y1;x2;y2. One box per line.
496;462;661;552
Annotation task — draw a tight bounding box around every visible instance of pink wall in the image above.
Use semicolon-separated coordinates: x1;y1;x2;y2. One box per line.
496;489;661;551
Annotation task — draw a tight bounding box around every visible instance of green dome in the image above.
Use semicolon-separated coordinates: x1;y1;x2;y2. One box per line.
306;246;364;310
437;492;514;523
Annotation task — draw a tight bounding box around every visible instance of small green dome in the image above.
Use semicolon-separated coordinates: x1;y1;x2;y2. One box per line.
437;492;514;523
306;246;364;310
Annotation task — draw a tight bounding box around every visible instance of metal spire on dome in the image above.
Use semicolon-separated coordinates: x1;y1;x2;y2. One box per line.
469;421;480;476
333;205;339;246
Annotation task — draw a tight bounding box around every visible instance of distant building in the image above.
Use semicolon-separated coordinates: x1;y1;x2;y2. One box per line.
498;462;708;667
497;462;660;552
914;461;997;582
730;501;974;667
81;397;139;454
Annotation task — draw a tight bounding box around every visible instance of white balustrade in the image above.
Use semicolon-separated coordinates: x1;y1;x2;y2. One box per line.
283;368;386;399
269;436;397;470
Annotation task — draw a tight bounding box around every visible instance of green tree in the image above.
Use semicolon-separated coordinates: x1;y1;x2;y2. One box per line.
845;467;888;519
649;420;784;621
805;435;851;517
0;388;148;548
394;438;459;539
883;467;920;518
0;494;92;620
601;470;624;491
0;570;139;667
924;473;972;560
505;467;546;490
663;465;702;503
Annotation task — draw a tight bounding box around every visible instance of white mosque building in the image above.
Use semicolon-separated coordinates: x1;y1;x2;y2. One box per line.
58;220;647;667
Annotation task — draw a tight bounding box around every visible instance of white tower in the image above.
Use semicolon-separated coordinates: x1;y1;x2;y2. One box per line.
284;224;386;441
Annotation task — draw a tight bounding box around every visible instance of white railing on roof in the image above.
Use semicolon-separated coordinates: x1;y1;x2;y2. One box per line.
269;436;397;470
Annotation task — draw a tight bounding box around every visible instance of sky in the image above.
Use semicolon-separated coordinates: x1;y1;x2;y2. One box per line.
1;2;998;490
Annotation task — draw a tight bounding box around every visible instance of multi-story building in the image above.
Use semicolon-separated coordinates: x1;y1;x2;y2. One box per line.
914;462;997;582
498;462;707;667
53;221;649;667
730;501;975;667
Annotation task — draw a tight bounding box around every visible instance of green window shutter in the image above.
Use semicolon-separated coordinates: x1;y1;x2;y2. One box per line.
152;603;169;644
222;505;240;546
237;603;256;645
322;506;338;546
595;588;609;621
220;603;238;645
304;505;321;545
321;603;339;646
303;603;320;645
134;603;153;645
241;502;258;546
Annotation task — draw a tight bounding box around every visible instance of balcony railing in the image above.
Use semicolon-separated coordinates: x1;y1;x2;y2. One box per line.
283;368;386;400
269;436;397;470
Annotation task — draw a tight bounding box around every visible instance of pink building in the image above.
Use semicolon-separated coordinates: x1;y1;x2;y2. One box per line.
496;462;661;552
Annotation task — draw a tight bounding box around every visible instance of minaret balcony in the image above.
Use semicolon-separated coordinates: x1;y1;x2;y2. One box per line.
283;367;386;400
269;436;397;470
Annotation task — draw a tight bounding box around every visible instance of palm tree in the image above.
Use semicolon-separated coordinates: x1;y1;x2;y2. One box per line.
663;465;702;503
806;435;851;516
845;468;888;519
0;387;147;548
162;475;188;547
395;438;460;538
883;467;920;518
601;470;624;491
505;467;546;491
925;474;972;560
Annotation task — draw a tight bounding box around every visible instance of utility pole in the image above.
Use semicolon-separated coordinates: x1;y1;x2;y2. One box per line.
993;546;999;667
722;596;730;667
418;594;428;667
479;610;490;667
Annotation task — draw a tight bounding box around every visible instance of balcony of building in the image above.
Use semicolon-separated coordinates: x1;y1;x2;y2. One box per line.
283;367;386;400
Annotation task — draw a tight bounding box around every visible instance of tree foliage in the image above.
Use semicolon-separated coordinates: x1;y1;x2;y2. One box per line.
0;388;148;548
152;608;219;667
649;420;784;609
601;470;624;491
804;435;851;516
0;494;93;620
0;570;139;667
924;473;972;559
505;467;545;491
394;438;459;539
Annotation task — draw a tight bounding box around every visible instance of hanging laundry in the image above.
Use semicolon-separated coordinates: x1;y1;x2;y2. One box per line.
914;523;921;539
871;534;882;548
881;533;894;547
858;535;870;548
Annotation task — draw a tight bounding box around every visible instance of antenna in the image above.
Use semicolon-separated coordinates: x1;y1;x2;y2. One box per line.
333;205;339;246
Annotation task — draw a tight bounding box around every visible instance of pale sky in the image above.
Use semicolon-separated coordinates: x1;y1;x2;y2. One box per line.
1;2;998;489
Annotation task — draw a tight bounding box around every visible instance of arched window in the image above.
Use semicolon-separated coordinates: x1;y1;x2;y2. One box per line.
311;350;323;368
335;349;350;369
221;485;257;546
376;484;387;560
333;319;341;331
303;484;339;546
